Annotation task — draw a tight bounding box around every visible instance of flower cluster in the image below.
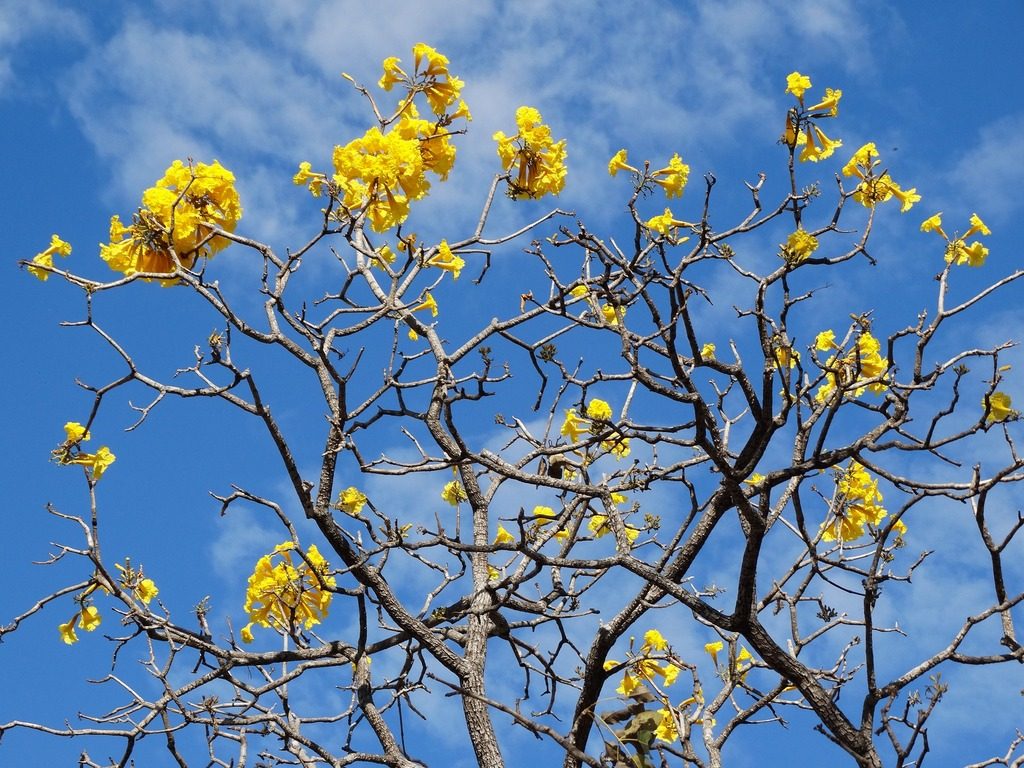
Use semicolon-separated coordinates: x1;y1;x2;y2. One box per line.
101;160;242;280
297;45;469;233
379;43;467;118
821;462;906;542
814;329;888;403
842;143;920;212
559;398;631;458
784;71;843;163
921;211;991;267
26;234;72;281
241;541;335;643
58;561;158;645
493;106;567;199
53;421;116;481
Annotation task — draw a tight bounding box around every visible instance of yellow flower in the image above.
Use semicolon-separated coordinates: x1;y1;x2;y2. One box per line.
920;212;947;239
616;670;642;696
642;629;668;652
101;160;242;280
607;149;637;177
292;161;325;196
63;421;90;444
586;398;613;420
337;486;368;516
654;708;679;743
815;330;837;351
964;212;991;239
378;55;407;91
27;234;72;281
78;605;102;633
985;391;1014;423
601;303;625;327
242;542;335;641
59;617;79;645
645;207;691;241
441;480;468;506
560;408;589;442
798;124;842;163
820;461;888;542
842;143;879;179
701;342;716;359
413;292;439;317
426;240;465;279
136;578;159;604
785;71;812;100
532;506;570;542
807;87;842;117
814;330;888;403
493;526;515;545
493;106;567;199
588;515;640;542
450;99;472;122
771;336;799;369
651;153;690;198
569;285;589;299
781;228;819;263
240;624;255;643
704;640;724;666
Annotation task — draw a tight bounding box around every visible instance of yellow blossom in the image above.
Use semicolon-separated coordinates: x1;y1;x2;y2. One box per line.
984;391;1014;423
588;515;640;542
441;480;468;506
292;161;325;196
532;506;571;542
27;234;72;281
413;292;439;317
701;342;716;359
651;153;690;198
642;629;668;652
425;240;465;279
607;149;637;177
785;71;812;100
705;640;723;665
101;160;242;281
814;330;888;402
781;228;819;263
807;87;842;117
63;422;90;444
815;330;837;351
560;408;589;442
921;212;947;239
59;617;79;645
798;124;842;163
493;525;515;545
586;398;613;420
78;605;102;633
601;303;625;326
493;106;567;199
242;542;335;641
654;709;679;743
337;486;368;516
964;212;991;239
645;207;691;241
821;461;889;542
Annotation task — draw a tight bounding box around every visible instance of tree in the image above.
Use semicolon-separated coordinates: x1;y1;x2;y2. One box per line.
6;43;1024;768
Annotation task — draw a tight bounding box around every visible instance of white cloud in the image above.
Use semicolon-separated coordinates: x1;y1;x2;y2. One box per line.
945;113;1024;222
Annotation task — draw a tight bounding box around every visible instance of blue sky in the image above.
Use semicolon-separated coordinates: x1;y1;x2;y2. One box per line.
3;1;1024;766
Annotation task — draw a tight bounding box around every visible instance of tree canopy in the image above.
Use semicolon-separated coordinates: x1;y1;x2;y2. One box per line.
6;36;1024;768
